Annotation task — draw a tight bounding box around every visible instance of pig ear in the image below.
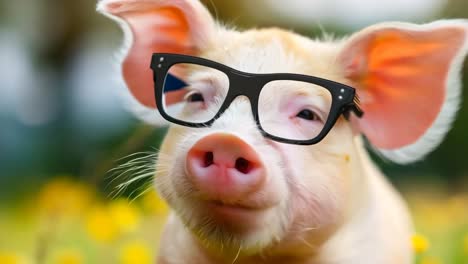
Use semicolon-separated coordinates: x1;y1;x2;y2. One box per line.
338;20;468;164
97;0;216;124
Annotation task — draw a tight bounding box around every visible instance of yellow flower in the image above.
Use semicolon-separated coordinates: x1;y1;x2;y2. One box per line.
419;256;442;264
108;199;141;233
411;234;430;254
463;233;468;256
86;206;119;243
141;189;168;215
37;177;94;218
0;252;26;264
120;240;153;264
53;249;83;264
86;199;142;243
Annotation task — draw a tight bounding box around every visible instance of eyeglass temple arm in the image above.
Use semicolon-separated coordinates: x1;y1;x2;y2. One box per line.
343;102;364;120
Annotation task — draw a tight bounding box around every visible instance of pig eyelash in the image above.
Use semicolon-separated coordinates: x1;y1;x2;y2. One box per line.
151;53;364;146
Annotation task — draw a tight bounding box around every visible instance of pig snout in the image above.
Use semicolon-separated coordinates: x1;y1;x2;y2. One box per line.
186;132;266;203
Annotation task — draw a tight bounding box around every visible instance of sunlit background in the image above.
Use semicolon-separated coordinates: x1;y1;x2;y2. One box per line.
0;0;467;263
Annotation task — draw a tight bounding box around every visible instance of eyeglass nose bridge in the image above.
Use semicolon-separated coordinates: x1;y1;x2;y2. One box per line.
207;72;263;127
228;70;263;97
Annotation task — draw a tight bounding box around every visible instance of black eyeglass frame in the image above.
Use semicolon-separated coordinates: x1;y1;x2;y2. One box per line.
150;53;363;145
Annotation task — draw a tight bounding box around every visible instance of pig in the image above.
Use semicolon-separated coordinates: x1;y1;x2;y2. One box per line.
98;0;468;263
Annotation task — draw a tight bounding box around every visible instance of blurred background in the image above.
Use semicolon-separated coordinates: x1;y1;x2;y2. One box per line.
0;0;467;263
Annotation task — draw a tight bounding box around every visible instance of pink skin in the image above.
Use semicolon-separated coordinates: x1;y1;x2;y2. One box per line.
186;133;266;205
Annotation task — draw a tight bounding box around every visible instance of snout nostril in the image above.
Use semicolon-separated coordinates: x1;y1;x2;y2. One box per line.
235;157;251;174
203;152;214;167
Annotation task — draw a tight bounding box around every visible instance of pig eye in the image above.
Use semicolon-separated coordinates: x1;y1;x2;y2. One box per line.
185;91;205;103
296;109;321;121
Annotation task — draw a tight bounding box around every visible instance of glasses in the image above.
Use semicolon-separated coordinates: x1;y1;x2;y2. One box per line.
150;53;363;145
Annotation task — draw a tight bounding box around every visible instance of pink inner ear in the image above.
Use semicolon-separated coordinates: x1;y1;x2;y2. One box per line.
346;27;465;149
121;7;194;108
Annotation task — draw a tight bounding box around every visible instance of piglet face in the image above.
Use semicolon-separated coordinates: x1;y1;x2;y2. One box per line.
153;32;355;253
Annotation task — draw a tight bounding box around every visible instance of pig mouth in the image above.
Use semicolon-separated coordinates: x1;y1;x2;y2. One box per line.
202;196;277;211
201;199;270;225
183;197;285;243
209;199;260;210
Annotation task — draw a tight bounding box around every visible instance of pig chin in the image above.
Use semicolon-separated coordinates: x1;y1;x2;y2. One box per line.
163;164;290;251
181;197;289;253
175;166;290;253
